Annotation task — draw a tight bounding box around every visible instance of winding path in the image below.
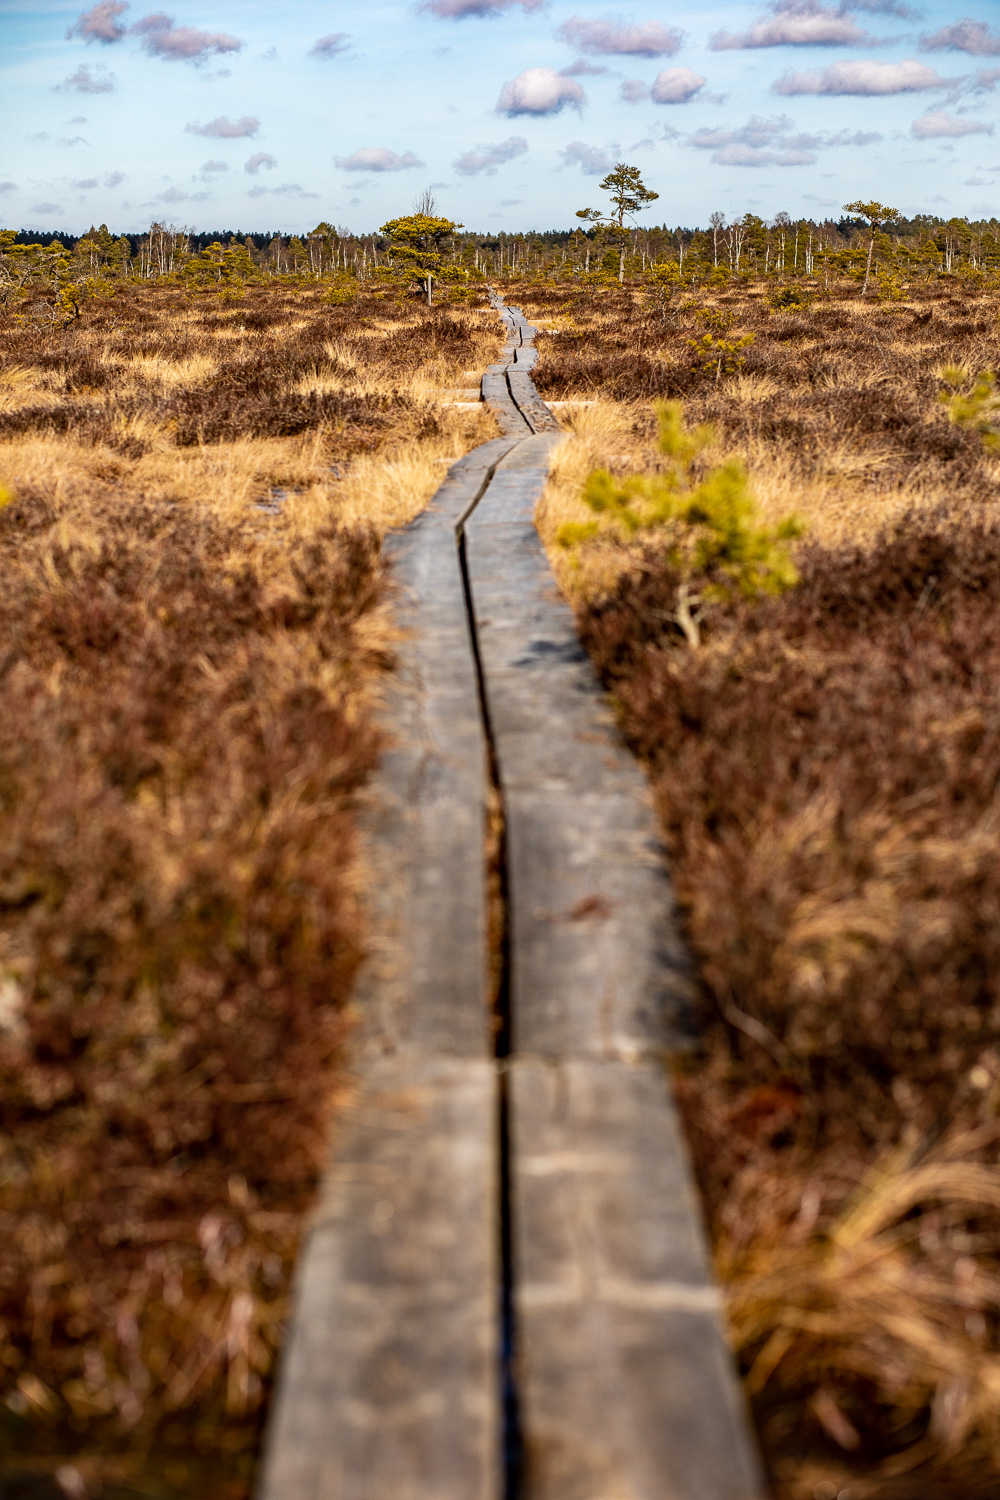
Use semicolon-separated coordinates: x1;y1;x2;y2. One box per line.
258;297;761;1500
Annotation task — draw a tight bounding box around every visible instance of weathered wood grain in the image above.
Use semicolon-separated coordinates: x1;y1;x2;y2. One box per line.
357;436;518;1057
506;369;560;434
510;1057;763;1500
482;295;559;436
482;369;532;436
259;1055;500;1500
260;294;760;1500
463;400;763;1498
259;441;515;1500
463;438;694;1056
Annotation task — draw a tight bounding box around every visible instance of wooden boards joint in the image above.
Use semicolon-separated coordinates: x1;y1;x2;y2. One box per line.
258;294;763;1500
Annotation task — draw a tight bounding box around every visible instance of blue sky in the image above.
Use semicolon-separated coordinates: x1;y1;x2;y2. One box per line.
1;0;998;233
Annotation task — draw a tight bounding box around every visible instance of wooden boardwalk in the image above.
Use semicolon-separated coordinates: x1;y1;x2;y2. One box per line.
258;297;763;1500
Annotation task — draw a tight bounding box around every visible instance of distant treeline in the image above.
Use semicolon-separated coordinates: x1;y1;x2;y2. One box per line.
7;214;999;256
3;211;1000;316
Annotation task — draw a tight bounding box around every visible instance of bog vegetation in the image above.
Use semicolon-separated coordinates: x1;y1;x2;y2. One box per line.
529;259;1000;1498
0;274;500;1497
2;200;1000;1498
3;200;1000;318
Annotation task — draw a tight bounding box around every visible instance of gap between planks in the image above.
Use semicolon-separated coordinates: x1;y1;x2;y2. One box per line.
258;296;763;1500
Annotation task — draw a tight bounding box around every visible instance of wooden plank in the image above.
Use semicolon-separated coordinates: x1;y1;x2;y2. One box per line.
259;1055;500;1500
463;420;763;1498
510;1057;762;1500
506;370;560;434
262;294;759;1500
463;440;694;1056
482;369;532;436
358;437;518;1056
259;441;515;1500
482;296;558;436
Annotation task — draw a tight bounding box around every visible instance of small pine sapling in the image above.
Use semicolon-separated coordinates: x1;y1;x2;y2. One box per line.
941;367;1000;449
558;403;802;642
379;213;462;306
687;308;755;382
645;261;682;322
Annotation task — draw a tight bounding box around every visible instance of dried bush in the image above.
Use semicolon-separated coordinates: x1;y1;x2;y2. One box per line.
0;278;505;1495
533;277;1000;1497
0;490;383;1494
577;518;1000;1497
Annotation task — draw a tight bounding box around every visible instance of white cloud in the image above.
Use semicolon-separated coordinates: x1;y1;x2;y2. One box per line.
335;147;424;171
0;182;18;194
556;16;683;57
185;115;260;138
620;78;648;102
72;176;99;188
66;1;127;43
247;182;319;198
103;169;126;186
911;109;994;137
310;33;351;58
920;19;1000;58
130;14;242;61
497;66;585;115
713;143;816;164
31;201;65;215
711;0;874;51
774;57;946;93
561;57;611;74
245;151;277;174
54;63;117;92
157;185;203;202
199;159;228;172
651;67;706;103
852;0;917;14
689;112;881;165
559;140;617;173
453;136;528;175
419;0;542;16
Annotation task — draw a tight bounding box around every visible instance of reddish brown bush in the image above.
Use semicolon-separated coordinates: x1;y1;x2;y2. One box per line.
0;492;382;1494
537;274;1000;1496
577;516;1000;1496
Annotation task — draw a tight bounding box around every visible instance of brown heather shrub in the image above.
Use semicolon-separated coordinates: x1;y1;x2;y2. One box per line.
0;279;503;1495
525;285;1000;489
0;490;384;1494
532;277;1000;1496
576;520;1000;1497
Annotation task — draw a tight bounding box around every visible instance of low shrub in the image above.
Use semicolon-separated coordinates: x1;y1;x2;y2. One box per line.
577;517;1000;1496
0;493;382;1494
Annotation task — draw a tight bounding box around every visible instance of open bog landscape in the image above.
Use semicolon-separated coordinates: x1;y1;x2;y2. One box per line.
0;278;502;1495
531;277;1000;1497
3;44;1000;1492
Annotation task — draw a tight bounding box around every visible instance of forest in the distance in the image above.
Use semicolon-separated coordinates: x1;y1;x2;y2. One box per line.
2;208;999;319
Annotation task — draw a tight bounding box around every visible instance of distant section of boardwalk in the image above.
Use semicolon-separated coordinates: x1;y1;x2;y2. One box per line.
258;295;763;1500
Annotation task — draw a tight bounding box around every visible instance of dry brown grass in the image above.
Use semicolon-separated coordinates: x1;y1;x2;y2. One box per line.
0;283;501;536
534;285;1000;569
526;277;1000;1498
0;281;501;1498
